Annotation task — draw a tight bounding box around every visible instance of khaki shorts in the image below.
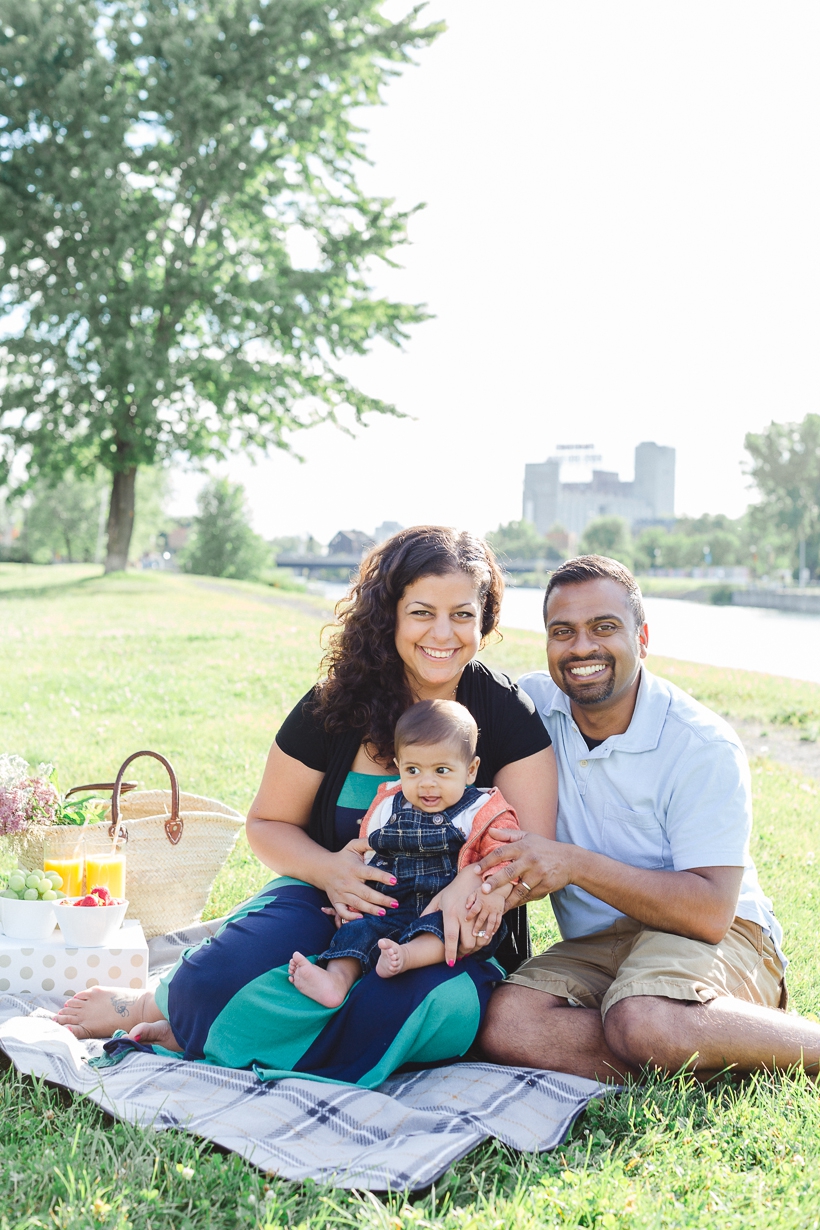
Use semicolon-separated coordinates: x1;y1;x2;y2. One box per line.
508;916;787;1018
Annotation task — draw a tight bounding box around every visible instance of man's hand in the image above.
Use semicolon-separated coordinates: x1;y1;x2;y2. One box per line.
478;829;573;904
477;828;744;946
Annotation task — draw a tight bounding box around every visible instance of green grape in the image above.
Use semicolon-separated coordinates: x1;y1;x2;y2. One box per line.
24;873;42;890
45;871;63;889
8;873;26;892
23;887;39;901
41;890;58;901
0;889;18;900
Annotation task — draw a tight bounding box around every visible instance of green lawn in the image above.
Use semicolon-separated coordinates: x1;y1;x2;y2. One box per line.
1;567;820;1228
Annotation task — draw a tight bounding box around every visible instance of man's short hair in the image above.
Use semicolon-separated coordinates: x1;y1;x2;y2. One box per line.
543;555;646;629
394;699;478;764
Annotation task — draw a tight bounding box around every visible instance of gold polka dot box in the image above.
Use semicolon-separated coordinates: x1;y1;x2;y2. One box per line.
0;920;148;998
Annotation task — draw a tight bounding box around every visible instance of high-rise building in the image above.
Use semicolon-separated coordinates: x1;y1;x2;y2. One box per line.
522;442;675;537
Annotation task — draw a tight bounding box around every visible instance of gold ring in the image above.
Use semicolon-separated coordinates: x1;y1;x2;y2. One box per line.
520;881;532;894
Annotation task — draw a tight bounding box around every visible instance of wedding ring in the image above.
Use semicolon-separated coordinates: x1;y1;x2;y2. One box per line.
476;930;488;937
520;881;532;894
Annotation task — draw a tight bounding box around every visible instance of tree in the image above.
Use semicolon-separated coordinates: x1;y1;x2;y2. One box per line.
21;471;107;562
0;1;439;571
579;516;633;566
486;519;561;562
181;477;270;579
745;414;820;579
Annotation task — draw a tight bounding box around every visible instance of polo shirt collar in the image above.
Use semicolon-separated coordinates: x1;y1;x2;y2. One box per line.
546;666;670;756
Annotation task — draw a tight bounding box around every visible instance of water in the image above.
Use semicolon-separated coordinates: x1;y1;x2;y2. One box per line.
312;582;820;684
501;589;820;685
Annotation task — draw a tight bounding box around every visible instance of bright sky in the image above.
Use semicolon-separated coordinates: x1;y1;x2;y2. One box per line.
168;2;819;541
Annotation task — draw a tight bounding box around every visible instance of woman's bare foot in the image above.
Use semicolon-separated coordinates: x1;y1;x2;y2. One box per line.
376;937;408;978
128;1018;183;1053
53;987;163;1039
288;951;358;1008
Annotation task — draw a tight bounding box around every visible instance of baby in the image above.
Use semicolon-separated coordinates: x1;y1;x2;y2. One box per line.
288;698;519;1008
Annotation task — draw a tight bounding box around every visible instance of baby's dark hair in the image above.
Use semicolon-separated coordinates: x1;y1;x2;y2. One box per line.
394;700;479;765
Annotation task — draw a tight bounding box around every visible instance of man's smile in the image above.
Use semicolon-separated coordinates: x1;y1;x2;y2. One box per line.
568;663;608;677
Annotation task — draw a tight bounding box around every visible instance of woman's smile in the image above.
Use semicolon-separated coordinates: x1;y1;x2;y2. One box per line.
395;572;483;700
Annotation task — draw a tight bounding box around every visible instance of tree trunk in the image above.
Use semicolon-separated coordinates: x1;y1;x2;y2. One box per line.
105;467;137;573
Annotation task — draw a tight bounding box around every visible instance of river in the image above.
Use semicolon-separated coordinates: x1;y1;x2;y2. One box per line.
312;582;820;685
501;589;820;685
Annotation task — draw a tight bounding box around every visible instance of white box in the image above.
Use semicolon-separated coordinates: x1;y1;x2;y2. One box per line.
0;919;148;998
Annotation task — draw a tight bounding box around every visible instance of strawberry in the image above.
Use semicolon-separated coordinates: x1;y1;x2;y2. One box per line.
90;886;113;904
75;895;101;908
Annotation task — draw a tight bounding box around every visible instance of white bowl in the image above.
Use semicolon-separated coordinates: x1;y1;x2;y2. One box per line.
0;896;58;940
56;898;129;947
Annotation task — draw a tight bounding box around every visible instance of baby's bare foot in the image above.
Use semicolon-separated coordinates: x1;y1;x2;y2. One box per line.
288;951;350;1007
128;1018;183;1053
376;937;407;979
53;986;162;1039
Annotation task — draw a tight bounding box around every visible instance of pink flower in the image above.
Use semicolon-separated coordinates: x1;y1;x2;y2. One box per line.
0;786;27;835
26;776;59;825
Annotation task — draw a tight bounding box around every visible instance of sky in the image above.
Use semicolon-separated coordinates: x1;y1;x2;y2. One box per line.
166;2;819;541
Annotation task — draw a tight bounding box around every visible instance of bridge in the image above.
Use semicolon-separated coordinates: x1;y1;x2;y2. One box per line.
276;554;556;574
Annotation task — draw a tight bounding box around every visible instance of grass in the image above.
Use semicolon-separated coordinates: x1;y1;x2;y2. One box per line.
1;567;820;1227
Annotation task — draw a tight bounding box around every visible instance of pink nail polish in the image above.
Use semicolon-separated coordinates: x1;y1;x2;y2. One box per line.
390;901;399;908
447;959;454;967
379;909;386;916
389;877;397;885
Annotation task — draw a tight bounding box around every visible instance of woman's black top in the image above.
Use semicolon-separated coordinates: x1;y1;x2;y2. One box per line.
275;659;552;974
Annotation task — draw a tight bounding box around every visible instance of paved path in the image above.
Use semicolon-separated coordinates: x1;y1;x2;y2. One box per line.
733;720;820;781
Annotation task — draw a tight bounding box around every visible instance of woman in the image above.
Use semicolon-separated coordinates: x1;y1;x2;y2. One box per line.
57;527;557;1086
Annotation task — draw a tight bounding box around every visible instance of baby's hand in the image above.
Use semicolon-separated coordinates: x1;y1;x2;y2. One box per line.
471;887;507;945
321;903;362;927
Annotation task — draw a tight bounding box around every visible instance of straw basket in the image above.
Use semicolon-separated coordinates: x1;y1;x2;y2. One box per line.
20;751;244;939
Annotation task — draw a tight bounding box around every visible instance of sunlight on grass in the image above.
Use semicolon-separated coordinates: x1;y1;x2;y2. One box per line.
1;567;819;1226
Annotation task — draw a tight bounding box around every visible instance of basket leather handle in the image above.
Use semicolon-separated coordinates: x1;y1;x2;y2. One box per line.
65;781;139;800
111;750;183;847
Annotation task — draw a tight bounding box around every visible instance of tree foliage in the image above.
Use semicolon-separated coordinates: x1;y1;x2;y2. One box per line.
21;471;106;562
181;476;269;579
0;0;440;569
745;414;820;577
578;516;633;566
485;519;563;562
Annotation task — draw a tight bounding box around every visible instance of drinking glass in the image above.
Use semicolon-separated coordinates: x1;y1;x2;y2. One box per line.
43;829;84;898
82;829;127;899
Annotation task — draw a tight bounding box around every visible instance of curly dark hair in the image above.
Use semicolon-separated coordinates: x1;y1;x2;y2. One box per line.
314;526;504;763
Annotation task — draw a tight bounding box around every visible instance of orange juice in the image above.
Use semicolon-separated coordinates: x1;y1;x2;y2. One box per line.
84;852;126;899
44;855;83;898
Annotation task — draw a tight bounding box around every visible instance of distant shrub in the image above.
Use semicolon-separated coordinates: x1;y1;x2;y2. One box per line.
181;479;271;581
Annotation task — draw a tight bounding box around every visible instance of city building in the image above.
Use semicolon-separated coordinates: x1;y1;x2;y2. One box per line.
522;442;675;537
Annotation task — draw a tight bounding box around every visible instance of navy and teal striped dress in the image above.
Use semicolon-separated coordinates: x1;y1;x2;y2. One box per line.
152;664;551;1087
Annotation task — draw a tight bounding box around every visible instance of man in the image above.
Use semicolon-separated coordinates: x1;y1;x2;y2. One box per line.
478;555;820;1081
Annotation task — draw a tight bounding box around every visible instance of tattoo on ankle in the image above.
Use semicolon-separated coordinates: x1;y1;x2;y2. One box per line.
111;996;131;1018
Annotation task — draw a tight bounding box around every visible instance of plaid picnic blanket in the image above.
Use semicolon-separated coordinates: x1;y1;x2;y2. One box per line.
0;924;611;1190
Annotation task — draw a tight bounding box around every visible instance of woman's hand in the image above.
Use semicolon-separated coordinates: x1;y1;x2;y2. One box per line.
422;867;498;965
320;839;399;920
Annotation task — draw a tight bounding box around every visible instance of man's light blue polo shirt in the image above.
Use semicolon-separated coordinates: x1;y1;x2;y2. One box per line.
519;667;783;958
